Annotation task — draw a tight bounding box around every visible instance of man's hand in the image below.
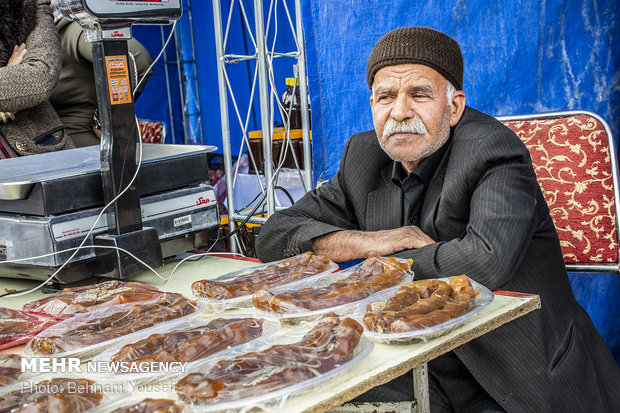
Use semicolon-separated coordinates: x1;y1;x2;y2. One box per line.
312;226;435;263
0;112;16;123
7;44;27;66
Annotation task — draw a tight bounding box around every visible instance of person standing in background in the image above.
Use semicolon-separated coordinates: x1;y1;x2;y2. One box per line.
0;0;74;158
49;0;154;147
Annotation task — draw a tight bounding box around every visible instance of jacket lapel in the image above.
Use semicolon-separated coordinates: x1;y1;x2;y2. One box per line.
366;164;403;231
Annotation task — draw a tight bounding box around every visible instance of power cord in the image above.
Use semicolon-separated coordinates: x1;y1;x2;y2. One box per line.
162;190;268;288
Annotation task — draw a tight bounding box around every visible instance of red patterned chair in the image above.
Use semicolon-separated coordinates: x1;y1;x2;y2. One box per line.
497;111;620;275
138;120;166;144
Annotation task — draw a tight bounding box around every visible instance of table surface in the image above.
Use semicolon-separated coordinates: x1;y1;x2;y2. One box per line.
0;255;540;412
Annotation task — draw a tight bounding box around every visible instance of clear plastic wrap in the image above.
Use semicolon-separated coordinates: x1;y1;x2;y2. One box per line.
0;355;59;394
25;293;202;360
252;256;413;324
91;314;280;385
0;354;22;388
0;307;58;350
98;397;186;413
22;281;162;320
0;377;105;413
191;252;338;312
354;276;494;344
175;313;373;412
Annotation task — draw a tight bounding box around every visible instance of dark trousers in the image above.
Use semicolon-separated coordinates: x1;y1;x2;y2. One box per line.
353;351;505;413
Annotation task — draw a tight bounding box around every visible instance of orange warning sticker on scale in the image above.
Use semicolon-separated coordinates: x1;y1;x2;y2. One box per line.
105;55;132;105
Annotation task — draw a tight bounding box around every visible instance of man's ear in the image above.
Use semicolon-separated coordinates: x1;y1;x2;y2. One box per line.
449;90;466;127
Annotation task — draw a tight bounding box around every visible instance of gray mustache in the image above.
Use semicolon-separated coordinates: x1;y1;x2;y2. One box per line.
382;117;427;138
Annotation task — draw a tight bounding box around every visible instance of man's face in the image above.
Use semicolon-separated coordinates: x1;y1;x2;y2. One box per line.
370;64;462;173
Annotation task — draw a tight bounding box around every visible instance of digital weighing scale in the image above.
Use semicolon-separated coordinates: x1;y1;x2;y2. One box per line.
0;0;220;283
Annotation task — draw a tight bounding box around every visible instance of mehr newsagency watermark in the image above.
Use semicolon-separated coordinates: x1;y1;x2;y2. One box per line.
21;357;187;374
18;357;186;393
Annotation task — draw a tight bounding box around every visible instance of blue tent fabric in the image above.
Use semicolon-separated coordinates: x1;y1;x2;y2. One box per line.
569;273;620;363
301;0;620;182
301;0;620;359
174;0;299;152
133;24;184;144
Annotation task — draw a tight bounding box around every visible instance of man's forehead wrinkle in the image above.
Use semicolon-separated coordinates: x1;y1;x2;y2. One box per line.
374;86;395;95
409;85;434;93
373;84;435;96
374;73;438;91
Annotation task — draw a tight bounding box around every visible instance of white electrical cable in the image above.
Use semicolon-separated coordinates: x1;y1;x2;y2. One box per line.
163;240;247;290
265;0;306;181
129;51;139;89
1;245;165;299
2;244;249;299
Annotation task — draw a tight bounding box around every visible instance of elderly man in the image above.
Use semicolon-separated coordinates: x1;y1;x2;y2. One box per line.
256;27;620;412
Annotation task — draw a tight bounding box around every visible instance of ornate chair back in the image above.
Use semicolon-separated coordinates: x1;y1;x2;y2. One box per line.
498;111;620;276
138;120;166;144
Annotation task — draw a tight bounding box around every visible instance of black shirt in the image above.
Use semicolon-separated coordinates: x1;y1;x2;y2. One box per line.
391;136;451;226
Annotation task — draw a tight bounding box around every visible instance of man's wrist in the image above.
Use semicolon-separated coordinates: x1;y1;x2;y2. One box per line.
312;230;370;263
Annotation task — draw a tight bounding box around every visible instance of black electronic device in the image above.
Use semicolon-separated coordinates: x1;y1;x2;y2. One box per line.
57;0;182;29
55;0;185;279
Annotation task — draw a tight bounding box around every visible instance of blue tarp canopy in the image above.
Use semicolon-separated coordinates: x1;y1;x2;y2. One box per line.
131;1;619;362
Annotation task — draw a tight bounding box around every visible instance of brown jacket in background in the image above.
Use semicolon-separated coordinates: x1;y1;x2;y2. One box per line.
0;0;74;157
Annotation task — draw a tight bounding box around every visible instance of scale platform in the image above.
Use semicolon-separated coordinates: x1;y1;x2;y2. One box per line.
0;144;219;283
0;144;213;215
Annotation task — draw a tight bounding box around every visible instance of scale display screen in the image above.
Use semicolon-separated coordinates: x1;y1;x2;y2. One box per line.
54;0;182;24
85;0;180;15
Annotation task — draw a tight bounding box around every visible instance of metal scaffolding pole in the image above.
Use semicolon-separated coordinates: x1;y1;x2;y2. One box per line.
254;0;276;216
212;0;240;253
295;0;312;190
183;0;205;144
160;26;177;144
212;0;311;250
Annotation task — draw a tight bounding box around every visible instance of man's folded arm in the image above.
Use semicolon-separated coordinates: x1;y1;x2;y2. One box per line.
255;166;360;262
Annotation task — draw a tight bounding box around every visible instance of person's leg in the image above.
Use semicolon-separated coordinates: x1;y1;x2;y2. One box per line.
429;351;505;413
351;371;415;402
428;364;454;413
351;351;503;412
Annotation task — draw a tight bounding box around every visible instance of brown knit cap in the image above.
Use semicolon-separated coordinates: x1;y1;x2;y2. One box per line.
367;27;463;90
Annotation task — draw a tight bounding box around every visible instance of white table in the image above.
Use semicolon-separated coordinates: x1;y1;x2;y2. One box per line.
0;255;540;412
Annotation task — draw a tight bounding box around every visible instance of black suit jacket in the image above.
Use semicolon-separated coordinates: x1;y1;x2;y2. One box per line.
256;107;620;412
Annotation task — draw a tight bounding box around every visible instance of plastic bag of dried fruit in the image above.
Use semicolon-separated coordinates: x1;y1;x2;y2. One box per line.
22;281;162;320
0;307;58;350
